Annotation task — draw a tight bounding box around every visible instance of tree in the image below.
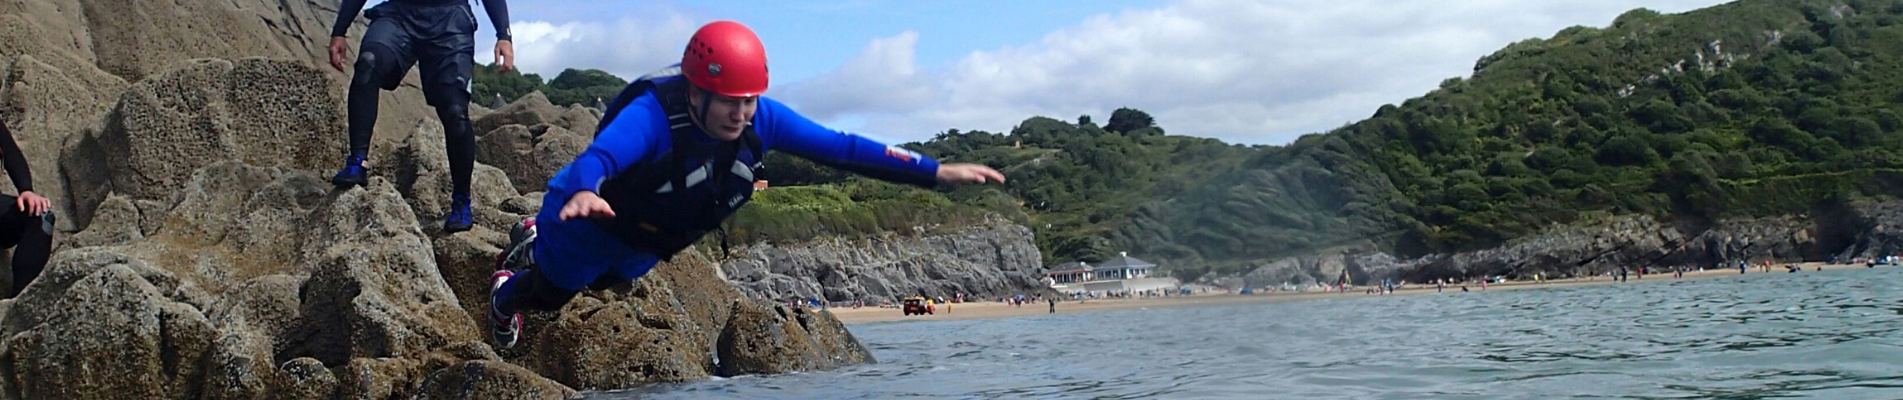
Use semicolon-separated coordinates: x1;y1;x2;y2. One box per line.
545;68;629;107
1106;108;1156;134
471;63;544;105
546;68;627;90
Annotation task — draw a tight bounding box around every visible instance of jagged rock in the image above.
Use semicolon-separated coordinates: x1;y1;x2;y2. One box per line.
67;193;144;247
415;360;580;400
507;247;860;390
1241;251;1425;289
715;300;874;376
275;357;339;400
520;269;720;388
387;119;529;234
64;58;342;229
557;105;603;135
3;54;126;232
76;0;342;80
0;249;217;399
434;230;509;329
202;274;305;400
289;179;480;366
472;91;563;135
0;0;891;395
720;220;1046;303
336;357;428;400
475;124;590;193
499;192;545;215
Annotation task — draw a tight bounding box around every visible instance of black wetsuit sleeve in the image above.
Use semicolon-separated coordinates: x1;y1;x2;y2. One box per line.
481;0;512;41
0;124;32;193
331;0;370;38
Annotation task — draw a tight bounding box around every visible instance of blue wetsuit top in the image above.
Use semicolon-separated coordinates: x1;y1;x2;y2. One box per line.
532;74;941;290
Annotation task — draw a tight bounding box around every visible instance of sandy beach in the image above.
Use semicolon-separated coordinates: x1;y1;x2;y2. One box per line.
827;261;1883;324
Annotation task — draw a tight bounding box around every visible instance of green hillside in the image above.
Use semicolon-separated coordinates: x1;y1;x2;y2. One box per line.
481;0;1903;280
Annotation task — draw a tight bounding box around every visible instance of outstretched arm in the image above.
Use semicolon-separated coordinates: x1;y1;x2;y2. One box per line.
757;98;1003;187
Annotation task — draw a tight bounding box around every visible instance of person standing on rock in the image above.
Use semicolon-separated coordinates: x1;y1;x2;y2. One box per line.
0;122;50;297
326;0;516;233
483;21;1005;348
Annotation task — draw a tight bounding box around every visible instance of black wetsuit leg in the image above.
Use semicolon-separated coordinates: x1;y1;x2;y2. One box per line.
404;2;478;200
0;194;51;297
347;4;421;157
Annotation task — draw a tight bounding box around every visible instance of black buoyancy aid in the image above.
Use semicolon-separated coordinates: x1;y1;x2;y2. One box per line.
593;67;764;260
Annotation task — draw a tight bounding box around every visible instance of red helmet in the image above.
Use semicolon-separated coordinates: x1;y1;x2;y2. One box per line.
682;21;769;97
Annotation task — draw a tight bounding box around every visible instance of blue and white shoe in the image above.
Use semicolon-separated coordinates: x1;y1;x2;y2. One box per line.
490;270;523;348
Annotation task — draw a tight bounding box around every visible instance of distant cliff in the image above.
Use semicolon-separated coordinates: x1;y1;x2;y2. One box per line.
719;218;1051;303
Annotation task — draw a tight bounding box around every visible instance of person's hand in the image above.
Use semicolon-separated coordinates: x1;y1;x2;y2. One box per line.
494;39;515;73
17;191;49;216
329;36;351;72
935;163;1005;185
559;191;615;221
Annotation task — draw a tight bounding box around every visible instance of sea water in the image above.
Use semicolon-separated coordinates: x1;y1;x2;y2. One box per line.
602;267;1903;399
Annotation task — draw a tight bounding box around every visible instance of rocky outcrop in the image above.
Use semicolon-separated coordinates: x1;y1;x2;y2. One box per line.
386;118;538;234
474;123;591;194
64;58;342;228
717;300;873;376
1240;251;1427;289
414;361;579;400
493;243;874;390
1;0;436;233
0;1;882;397
1384;199;1903;281
0;20;873;400
719;220;1048;303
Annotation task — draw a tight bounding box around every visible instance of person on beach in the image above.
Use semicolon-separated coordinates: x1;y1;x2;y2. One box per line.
483;20;1006;348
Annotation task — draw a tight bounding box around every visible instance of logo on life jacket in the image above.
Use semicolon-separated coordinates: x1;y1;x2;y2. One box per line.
884;146;918;163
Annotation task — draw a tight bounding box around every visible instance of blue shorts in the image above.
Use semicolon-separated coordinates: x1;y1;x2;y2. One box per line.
529;201;660;291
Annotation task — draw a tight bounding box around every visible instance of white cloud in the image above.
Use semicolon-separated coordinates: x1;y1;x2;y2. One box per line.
475;6;701;83
775;0;1731;145
775;31;937;120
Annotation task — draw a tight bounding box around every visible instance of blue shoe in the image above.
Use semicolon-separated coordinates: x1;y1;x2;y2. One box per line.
331;154;368;188
444;195;474;233
489;270;523;348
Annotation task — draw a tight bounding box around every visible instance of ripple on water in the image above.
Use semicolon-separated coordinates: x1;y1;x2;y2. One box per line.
595;267;1903;399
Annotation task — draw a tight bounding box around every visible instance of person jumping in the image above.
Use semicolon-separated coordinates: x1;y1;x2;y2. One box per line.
485;21;1005;347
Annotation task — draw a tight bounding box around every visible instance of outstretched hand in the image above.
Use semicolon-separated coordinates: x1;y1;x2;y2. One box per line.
559;191;616;221
935;163;1005;185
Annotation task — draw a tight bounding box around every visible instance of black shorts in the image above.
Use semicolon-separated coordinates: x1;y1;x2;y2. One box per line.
360;1;476;107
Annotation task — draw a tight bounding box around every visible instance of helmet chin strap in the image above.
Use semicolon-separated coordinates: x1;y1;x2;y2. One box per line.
688;87;751;138
689;88;715;137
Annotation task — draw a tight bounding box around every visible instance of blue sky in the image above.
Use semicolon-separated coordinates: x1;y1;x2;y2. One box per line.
420;0;1735;144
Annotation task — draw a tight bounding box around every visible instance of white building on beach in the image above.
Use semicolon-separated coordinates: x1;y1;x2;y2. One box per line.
1046;252;1177;294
